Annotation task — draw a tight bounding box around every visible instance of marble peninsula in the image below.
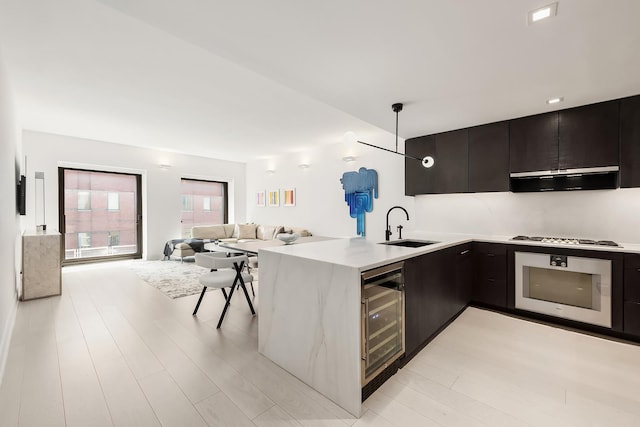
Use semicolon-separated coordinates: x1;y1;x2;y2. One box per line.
257;237;440;417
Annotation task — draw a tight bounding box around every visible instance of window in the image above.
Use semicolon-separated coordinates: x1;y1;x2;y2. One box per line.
107;192;120;211
180;178;228;238
182;195;193;212
107;231;120;246
77;191;91;210
60;168;142;264
78;232;91;248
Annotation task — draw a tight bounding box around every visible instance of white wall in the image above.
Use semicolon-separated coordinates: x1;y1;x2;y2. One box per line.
22;131;247;260
246;135;415;242
414;188;640;244
0;51;20;385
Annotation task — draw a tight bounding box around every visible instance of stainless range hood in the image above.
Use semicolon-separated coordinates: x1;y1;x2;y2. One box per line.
510;166;619;192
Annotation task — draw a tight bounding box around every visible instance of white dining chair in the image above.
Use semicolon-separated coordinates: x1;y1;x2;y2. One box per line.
193;252;255;328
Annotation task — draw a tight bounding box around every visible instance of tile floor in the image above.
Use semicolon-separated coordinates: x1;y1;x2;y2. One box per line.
1;261;640;426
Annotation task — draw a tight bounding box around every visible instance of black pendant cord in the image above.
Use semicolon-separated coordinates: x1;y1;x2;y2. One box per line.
395;109;399;153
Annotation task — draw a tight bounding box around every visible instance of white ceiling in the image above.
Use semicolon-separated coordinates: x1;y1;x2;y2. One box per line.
1;0;640;162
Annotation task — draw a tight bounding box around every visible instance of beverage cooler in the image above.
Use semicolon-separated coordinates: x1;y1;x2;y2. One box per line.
361;261;405;387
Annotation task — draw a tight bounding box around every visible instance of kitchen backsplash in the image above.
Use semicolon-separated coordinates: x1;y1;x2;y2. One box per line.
414;188;640;244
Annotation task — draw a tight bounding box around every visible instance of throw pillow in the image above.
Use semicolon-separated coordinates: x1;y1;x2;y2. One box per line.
237;224;257;239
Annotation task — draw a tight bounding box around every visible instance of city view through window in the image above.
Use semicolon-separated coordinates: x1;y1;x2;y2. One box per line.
180;179;227;238
61;169;141;262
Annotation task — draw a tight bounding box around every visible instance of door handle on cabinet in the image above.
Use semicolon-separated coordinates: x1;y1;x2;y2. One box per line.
487;253;495;257
460;250;470;255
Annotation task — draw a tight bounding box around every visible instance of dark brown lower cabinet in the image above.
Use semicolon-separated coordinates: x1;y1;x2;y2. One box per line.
404;244;471;358
472;242;507;308
624;253;640;336
624;302;640;336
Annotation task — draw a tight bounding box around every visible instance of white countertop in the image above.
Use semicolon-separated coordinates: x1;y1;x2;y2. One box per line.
260;232;640;271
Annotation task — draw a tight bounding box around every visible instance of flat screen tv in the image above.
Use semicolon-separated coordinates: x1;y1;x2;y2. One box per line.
17;174;25;215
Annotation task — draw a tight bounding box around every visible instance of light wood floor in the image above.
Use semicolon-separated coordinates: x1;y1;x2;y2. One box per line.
1;262;640;426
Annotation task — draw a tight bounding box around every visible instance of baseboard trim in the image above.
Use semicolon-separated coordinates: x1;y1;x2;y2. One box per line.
0;298;18;388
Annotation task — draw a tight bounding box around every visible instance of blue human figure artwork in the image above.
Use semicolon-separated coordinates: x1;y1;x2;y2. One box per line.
340;167;378;237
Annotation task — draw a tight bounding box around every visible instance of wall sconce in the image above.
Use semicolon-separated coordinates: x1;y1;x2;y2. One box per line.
342;156;356;163
298;164;310;170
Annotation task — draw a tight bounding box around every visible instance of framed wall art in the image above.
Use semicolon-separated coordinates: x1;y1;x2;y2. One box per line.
283;188;296;206
256;190;266;207
268;190;280;207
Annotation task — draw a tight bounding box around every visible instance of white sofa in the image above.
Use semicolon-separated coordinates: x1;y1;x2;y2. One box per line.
168;223;312;261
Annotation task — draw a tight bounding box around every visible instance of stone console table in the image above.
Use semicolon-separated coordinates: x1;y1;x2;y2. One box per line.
22;230;62;300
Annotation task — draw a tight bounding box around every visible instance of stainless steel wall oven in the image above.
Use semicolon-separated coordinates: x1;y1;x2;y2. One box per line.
515;251;612;327
361;261;405;387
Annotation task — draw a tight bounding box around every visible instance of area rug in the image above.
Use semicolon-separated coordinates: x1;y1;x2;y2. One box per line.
128;259;258;299
127;259;211;299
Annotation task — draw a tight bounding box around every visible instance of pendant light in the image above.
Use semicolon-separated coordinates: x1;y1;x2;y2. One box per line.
357;103;434;168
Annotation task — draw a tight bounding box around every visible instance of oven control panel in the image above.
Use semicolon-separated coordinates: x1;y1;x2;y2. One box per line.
550;255;567;267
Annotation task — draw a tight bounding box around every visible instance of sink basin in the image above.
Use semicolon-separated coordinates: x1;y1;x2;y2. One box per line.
379;239;439;248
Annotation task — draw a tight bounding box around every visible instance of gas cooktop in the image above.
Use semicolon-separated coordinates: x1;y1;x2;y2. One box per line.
511;235;620;247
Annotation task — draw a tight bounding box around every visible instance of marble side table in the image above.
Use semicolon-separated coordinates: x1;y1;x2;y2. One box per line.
22;230;62;300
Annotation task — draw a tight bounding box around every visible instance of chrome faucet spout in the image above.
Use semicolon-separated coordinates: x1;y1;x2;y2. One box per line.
385;206;410;241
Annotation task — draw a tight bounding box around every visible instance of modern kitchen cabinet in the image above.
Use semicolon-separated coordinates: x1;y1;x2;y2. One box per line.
468;122;510;192
471;242;507;308
620;95;640;188
453;244;473;313
404;244;471;358
404;249;443;356
509;112;559;173
623;253;640;336
405;130;468;195
433;130;469;193
558;100;619;170
405;135;436;195
507;101;618;174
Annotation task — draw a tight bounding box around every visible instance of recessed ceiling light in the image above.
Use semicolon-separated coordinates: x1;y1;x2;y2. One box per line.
547;97;564;104
528;2;558;24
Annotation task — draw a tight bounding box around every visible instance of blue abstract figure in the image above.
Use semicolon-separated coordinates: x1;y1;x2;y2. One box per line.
340;167;378;237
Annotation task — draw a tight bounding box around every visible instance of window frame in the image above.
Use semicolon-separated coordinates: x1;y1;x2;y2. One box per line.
59;167;143;266
180;178;228;238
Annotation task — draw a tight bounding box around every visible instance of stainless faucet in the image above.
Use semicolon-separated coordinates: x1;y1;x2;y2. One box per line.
385;206;409;241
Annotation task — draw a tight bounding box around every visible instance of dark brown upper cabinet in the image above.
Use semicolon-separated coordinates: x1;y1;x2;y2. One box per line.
558;100;619;170
468;122;510;192
405;135;436;196
433;129;469;193
620;95;640;188
405;130;468;195
509;112;559;173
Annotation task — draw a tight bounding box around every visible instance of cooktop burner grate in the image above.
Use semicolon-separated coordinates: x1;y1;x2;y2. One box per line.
511;235;620;247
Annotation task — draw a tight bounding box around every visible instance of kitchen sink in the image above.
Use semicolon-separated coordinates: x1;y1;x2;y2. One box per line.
379;239;439;248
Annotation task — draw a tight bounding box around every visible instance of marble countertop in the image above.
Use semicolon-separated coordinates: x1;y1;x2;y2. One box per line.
260;231;640;271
